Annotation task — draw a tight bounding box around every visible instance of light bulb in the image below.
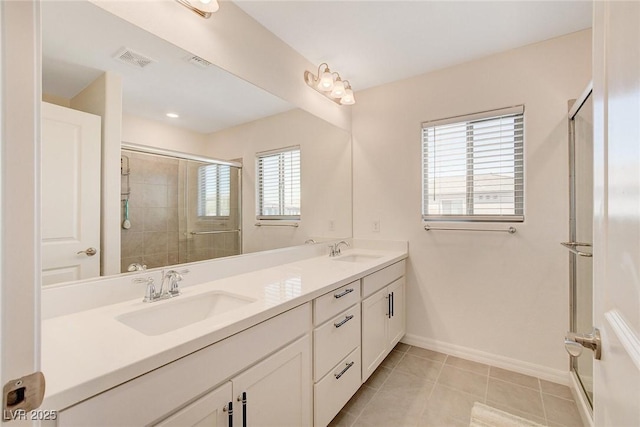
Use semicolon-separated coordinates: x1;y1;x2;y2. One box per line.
340;88;355;105
192;0;219;12
317;69;334;92
330;79;345;98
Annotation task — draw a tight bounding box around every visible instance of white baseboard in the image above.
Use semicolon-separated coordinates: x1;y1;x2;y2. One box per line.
401;333;570;385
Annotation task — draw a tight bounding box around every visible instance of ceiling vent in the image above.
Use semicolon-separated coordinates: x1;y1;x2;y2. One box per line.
187;55;212;69
113;47;156;69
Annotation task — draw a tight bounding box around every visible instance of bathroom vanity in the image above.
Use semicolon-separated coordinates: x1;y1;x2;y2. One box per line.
41;241;407;426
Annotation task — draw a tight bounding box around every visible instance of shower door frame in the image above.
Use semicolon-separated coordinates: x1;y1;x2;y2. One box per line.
567;82;593;413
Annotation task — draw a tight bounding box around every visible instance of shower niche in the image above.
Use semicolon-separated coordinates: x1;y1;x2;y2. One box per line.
120;147;242;272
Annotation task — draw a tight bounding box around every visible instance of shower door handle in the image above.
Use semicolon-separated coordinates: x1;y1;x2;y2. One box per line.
560;242;593;257
564;328;601;360
77;247;97;256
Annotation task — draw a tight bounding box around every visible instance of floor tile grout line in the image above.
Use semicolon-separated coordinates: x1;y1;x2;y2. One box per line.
538;377;550;426
429;354;448;397
350;351;407;425
335;344;580;427
489;375;549;394
484;366;491;403
414;354;448;424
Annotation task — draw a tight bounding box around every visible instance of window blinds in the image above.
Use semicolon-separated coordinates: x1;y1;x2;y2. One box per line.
422;106;524;222
257;147;301;220
198;164;231;217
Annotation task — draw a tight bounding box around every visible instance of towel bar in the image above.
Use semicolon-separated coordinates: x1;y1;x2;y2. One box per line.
424;224;517;234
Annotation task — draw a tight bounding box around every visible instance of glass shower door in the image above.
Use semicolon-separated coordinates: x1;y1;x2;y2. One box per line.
569;91;594;406
181;160;242;263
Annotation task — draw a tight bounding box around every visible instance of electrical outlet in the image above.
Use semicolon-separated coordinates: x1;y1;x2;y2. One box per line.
372;220;380;232
329;220;335;231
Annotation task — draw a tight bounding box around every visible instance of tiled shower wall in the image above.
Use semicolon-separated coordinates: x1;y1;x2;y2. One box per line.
121;150;242;273
121;150;179;272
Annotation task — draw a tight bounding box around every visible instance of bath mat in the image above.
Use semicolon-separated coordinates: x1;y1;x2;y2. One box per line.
469;402;547;427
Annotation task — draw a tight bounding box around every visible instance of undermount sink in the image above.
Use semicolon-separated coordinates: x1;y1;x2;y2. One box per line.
333;254;382;263
116;291;256;336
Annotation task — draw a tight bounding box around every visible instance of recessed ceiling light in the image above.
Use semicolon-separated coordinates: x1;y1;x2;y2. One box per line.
166;113;179;118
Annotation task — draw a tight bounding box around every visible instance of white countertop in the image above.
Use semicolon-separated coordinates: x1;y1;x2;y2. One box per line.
41;247;407;411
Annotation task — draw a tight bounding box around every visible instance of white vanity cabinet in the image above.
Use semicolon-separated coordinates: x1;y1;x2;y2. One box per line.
361;261;406;381
312;281;362;427
156;335;312;427
155;382;232;427
57;304;312;427
49;251;408;427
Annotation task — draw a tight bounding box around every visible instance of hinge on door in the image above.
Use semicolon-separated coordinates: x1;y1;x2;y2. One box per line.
3;372;46;421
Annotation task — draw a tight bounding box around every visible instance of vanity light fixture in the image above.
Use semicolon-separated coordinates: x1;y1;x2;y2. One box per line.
175;0;219;18
304;63;356;105
166;113;180;118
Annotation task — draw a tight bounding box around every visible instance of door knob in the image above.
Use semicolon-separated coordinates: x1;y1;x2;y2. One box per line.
565;328;601;360
77;247;97;256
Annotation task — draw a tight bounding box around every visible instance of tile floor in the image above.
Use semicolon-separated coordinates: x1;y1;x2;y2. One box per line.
329;343;584;427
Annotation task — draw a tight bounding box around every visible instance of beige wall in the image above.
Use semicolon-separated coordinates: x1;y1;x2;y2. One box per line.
352;30;592;377
208;109;352;253
122;114;210;156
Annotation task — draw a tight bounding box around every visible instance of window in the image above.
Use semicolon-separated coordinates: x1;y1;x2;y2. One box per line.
256;146;301;220
198;164;231;217
422;106;524;222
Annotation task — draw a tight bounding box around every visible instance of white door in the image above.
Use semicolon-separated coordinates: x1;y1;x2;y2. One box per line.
232;335;312;427
388;278;406;348
154;382;232;427
41;102;101;286
593;1;640;425
361;287;389;381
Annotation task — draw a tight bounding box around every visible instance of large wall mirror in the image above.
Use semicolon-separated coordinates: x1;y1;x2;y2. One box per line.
41;1;352;285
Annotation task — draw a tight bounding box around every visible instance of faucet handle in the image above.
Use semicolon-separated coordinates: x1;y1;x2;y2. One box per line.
328;244;337;257
127;262;147;272
133;277;156;302
166;269;188;295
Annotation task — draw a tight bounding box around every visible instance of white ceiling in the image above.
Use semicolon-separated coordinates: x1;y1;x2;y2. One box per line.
42;1;592;133
234;0;593;91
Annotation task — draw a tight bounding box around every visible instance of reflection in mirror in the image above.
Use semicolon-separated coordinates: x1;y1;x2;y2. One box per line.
41;1;352;284
120;147;242;272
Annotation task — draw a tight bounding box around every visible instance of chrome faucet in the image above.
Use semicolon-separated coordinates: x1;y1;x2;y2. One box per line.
329;240;350;257
133;276;157;303
133;269;189;303
160;269;188;298
127;262;147;272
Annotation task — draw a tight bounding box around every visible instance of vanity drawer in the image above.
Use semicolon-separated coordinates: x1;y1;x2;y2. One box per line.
314;347;361;427
362;260;405;297
314;304;360;381
314;281;360;326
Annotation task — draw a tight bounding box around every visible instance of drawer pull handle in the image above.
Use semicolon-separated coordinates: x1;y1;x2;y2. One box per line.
334;314;354;328
335;361;355;379
334;288;354;299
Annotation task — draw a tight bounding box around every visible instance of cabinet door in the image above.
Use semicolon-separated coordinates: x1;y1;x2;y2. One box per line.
388;278;406;348
232;335;312;427
155;382;232;427
361;287;389;381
